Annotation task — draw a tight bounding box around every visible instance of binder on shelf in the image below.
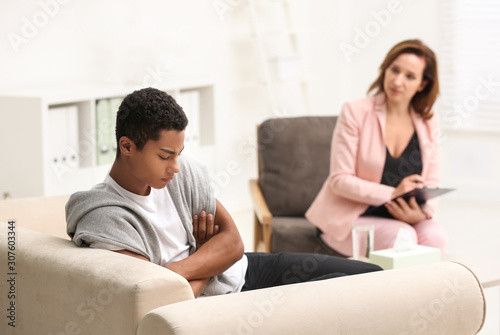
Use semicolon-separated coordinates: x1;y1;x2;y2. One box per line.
47;105;79;181
66;105;79;168
96;97;122;166
179;90;201;153
108;97;122;154
96;99;112;165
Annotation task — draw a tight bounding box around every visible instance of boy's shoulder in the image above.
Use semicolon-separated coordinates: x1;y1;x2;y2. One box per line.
66;189;136;225
176;155;210;182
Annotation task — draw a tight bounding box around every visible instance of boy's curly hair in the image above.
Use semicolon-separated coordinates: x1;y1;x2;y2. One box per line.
115;87;188;157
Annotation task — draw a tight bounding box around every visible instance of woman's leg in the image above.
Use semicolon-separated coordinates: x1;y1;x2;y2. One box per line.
412;219;448;252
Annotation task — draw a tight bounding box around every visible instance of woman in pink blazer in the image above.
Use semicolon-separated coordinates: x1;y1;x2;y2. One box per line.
306;40;448;257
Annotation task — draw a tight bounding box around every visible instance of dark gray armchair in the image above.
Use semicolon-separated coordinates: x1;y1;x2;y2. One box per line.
249;116;344;256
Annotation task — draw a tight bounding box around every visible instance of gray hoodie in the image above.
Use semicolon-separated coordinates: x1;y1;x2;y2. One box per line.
66;155;240;296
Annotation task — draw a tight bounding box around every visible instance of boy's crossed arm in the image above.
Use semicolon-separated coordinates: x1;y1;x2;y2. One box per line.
115;199;244;297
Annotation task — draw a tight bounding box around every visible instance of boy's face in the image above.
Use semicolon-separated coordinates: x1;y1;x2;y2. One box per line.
127;129;185;191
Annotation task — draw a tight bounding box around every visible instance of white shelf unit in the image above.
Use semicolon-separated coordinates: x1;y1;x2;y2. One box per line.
0;82;215;199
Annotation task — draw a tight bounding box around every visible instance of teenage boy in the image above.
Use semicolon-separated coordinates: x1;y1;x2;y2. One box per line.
66;88;381;297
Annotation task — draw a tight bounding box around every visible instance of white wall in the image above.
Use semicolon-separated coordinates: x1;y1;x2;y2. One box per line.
0;0;498;212
215;0;445;211
0;1;225;87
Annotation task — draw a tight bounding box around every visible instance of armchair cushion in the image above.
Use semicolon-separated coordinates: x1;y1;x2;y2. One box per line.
258;116;337;217
271;217;335;254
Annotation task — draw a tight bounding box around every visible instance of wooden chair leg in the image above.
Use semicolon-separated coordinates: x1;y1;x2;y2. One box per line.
254;213;272;253
262;223;271;253
253;213;263;252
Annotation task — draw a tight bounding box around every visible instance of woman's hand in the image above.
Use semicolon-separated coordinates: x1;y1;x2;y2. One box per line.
193;211;219;249
392;174;424;198
385;196;427;225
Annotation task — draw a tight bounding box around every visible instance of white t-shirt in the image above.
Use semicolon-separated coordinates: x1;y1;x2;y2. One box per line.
90;174;247;293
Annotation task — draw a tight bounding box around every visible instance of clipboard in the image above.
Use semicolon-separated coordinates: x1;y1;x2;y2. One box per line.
363;187;455;218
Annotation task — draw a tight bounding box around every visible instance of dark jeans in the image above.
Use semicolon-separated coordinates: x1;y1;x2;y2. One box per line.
241;252;382;291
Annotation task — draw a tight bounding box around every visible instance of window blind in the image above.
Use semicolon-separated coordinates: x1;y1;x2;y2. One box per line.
438;0;500;131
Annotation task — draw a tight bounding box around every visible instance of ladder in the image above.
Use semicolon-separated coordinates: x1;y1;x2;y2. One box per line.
246;0;311;116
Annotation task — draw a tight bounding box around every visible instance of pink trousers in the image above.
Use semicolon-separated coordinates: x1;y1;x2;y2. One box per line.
321;216;448;257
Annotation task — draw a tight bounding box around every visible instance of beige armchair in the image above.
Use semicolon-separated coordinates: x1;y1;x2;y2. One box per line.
0;195;487;335
250;116;341;254
0;194;193;335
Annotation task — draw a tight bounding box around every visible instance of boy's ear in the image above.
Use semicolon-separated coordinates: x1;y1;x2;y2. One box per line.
119;136;134;156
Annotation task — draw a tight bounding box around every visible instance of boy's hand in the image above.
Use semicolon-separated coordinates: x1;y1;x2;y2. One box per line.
167;199;244;282
193;211;219;249
188;277;211;298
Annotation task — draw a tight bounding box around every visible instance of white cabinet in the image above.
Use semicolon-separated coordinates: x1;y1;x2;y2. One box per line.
0;82;215;199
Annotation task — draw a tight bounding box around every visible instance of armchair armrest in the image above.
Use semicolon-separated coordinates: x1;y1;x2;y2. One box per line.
249;179;273;252
137;262;485;335
0;225;194;335
249;179;272;225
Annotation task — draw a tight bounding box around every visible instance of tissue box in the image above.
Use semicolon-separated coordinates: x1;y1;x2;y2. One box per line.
369;245;441;270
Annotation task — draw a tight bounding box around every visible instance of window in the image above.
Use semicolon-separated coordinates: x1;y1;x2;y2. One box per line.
439;0;500;131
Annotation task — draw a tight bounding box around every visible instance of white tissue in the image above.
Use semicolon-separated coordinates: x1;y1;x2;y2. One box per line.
392;228;417;252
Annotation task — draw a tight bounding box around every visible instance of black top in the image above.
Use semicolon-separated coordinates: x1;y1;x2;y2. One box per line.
362;131;422;217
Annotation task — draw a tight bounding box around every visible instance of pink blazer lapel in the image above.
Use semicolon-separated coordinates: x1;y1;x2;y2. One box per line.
373;94;387;142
